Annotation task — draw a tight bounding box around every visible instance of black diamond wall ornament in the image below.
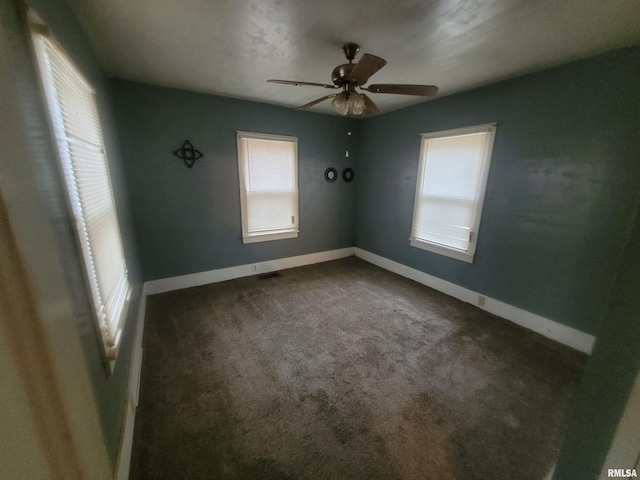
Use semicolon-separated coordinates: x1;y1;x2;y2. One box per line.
174;140;203;168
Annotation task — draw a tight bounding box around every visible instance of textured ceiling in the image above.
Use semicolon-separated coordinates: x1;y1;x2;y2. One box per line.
67;0;640;116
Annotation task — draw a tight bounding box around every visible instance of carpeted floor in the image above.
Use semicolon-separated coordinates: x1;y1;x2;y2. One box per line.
130;257;586;480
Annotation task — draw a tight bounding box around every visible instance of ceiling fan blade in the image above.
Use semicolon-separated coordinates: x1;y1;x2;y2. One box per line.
348;54;387;86
361;94;380;116
366;84;438;96
268;79;337;89
295;94;337;110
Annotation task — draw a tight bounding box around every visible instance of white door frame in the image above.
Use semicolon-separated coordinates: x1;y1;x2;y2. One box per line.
599;369;640;478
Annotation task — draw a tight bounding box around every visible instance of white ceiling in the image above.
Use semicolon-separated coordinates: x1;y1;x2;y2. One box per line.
67;0;640;116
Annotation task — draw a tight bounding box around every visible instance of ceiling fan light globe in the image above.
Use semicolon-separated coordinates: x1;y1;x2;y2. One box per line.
349;92;366;115
332;92;349;115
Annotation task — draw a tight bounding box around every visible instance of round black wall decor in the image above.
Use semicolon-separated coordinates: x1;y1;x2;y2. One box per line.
342;167;355;182
324;167;338;182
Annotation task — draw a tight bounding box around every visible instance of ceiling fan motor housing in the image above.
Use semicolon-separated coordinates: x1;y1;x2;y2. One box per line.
332;64;356;87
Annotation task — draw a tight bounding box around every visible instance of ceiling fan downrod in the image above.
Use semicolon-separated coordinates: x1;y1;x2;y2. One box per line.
342;43;360;63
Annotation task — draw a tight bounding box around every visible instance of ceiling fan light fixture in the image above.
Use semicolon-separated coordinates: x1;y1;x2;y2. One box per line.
349;92;365;115
332;91;349;115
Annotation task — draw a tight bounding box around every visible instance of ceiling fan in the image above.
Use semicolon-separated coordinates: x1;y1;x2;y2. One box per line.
267;43;438;116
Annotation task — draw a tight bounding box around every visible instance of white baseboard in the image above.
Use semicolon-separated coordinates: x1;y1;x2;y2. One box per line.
600;369;640;479
354;248;595;354
144;247;356;295
115;287;147;480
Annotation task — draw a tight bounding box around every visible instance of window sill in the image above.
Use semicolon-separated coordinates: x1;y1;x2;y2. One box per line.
409;238;475;263
243;230;298;244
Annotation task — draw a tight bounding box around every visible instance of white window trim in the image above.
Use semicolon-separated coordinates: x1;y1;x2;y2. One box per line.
236;131;299;244
29;14;130;370
242;230;299;244
409;123;497;263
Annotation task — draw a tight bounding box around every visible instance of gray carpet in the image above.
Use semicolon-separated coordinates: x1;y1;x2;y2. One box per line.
130;257;586;480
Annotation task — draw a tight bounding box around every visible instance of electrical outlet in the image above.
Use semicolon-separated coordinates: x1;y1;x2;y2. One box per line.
478;295;486;307
252;265;257;272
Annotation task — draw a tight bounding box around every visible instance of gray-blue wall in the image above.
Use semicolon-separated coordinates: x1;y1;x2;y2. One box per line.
109;80;359;281
355;46;640;335
1;0;142;466
553;194;640;478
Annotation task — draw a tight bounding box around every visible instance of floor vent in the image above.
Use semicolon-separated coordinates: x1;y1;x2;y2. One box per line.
258;272;282;280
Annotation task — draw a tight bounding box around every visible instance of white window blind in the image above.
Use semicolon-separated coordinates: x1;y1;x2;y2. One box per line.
410;124;496;263
237;132;299;243
32;23;130;361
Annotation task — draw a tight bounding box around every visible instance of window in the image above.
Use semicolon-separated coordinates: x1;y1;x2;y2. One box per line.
410;124;496;263
31;19;131;363
237;132;299;243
